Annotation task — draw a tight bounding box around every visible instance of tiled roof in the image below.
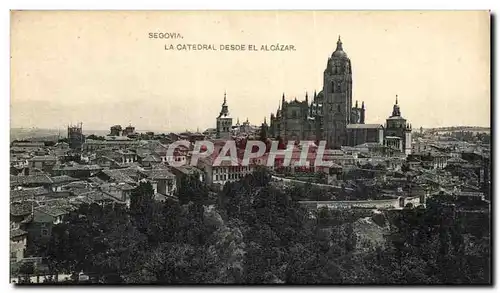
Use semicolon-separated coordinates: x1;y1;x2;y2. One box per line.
10;187;48;201
68;187;93;196
43;200;76;213
88;176;106;185
347;124;383;129
324;149;345;155
29;156;58;162
116;183;135;190
11;201;33;216
53;164;102;171
71;196;94;205
101;169;136;184
50;175;79;184
35;205;67;217
10;175;52;186
171;165;202;175
354;142;385;148
117;150;136;155
118;162;142;168
147;168;175;180
143;154;162;162
119;166;146;177
84;191;117;202
135;148;152;158
62;181;89;189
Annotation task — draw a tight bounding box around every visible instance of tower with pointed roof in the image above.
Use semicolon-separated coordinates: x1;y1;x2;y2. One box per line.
385;95;412;154
216;91;233;138
268;36;374;145
322;36;353;149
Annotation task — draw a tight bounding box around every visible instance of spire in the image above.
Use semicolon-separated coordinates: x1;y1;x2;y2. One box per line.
282;93;285;107
313;90;317;101
305;92;309;104
362;101;365;109
355;100;358;108
218;91;229;117
336;35;343;51
392;95;401;117
264;117;267;125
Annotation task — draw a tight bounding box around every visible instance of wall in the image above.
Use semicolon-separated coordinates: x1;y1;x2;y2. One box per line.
299;195;426;211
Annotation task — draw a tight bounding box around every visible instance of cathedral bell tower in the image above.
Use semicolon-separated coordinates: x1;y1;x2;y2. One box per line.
216;91;233;139
385;95;412;155
322;36;353;149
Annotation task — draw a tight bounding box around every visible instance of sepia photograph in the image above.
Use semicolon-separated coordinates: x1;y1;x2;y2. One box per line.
9;10;491;285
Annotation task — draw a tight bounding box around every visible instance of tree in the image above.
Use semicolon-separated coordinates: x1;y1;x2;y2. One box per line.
177;173;209;205
86;134;105;140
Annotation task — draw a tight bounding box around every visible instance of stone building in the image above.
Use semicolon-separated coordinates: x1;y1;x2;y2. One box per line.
216;92;233;139
268;36;412;153
269;92;321;142
384;96;412;155
321;36;354;148
110;125;122;136
67;123;84;151
122;125;136;137
269;37;366;147
346;124;384;146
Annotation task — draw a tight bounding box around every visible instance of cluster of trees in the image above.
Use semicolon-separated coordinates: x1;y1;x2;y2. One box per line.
85;134;106;141
31;168;490;284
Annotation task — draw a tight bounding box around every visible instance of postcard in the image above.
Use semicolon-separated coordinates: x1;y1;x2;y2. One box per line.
10;11;491;285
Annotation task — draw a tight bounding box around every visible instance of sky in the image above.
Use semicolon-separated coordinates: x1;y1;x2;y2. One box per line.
10;11;490;132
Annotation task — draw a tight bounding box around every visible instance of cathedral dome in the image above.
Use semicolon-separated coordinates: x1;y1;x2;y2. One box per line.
332;49;348;59
331;36;349;59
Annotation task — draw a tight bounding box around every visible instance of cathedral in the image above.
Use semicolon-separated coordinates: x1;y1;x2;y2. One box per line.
269;36;412;153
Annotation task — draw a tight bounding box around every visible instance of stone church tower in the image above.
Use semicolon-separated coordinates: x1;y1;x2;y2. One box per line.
384;96;412;155
322;36;353;149
216;92;233;139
